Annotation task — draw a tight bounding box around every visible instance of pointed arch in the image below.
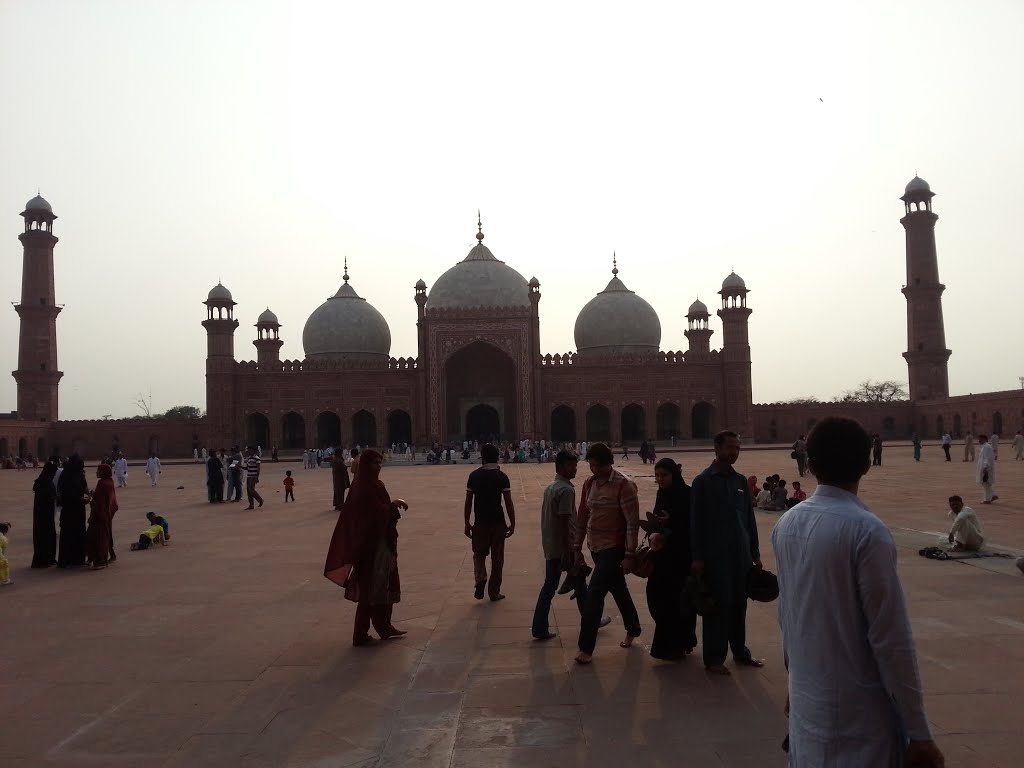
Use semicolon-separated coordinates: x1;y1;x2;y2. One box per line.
586;404;611;442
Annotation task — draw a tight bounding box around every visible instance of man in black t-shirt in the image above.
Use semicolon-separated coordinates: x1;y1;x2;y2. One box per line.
465;443;516;601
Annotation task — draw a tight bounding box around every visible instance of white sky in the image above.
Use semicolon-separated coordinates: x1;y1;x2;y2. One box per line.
2;0;1022;419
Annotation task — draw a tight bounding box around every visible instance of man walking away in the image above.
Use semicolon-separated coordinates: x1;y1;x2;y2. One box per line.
977;434;997;504
206;450;224;503
772;416;944;767
963;431;975;462
791;435;808;477
465;443;515;601
244;447;264;509
1013;430;1024;461
941;432;952;462
871;434;883;466
690;430;763;675
573;442;642;664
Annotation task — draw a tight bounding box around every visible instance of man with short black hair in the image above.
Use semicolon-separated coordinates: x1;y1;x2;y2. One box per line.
244;447;263;509
465;443;516;601
947;495;983;551
690;430;763;675
573;442;642;664
772;416;943;767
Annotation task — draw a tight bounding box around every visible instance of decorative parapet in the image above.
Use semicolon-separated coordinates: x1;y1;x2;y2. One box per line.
424;306;533;319
234;357;418;373
540;350;716;366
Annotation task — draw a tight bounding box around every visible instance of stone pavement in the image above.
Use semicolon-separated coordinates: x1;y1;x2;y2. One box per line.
0;447;1022;767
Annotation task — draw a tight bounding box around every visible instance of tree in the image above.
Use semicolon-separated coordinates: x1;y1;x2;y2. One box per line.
783;396;821;405
835;380;908;403
162;405;204;420
133;392;154;418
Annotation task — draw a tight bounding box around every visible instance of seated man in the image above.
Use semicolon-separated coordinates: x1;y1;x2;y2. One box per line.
755;482;772;510
768;479;789;511
947;495;984;551
785;481;808;509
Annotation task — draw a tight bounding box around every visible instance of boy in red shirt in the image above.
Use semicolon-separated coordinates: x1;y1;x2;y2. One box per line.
283;471;295;502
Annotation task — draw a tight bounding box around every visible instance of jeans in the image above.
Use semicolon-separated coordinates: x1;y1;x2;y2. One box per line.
472;523;506;598
531;558;588;638
578;548;641;655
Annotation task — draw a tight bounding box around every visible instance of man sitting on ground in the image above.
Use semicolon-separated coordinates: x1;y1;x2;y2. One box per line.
947;495;984;551
768;479;789;511
755;482;772;510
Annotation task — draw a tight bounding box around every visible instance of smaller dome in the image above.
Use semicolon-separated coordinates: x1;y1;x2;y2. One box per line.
257;308;279;325
528;276;540;288
415;278;427;290
25;194;52;212
722;271;746;291
688;298;709;315
905;176;931;195
208;282;233;302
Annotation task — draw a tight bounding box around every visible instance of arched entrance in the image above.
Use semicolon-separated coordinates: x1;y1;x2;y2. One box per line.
993;412;1003;435
586;404;611;442
352;410;377;447
882;416;897;438
444;341;517;442
550;405;576;443
387;409;412;445
147;434;161;455
691;402;715;440
245;413;270;450
316;411;341;448
466;404;500;443
655;403;680;441
37;437;47;458
0;437;8;457
621;404;646;443
918;416;928;439
17;437;28;458
953;413;962;438
281;412;305;450
937;415;945;436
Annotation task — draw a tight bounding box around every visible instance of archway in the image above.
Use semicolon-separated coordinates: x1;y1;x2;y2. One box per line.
993;412;1003;435
0;437;8;457
148;434;161;455
316;411;341;448
882;416;897;438
953;413;962;438
655;403;680;441
621;404;646;443
586;404;611;442
245;413;270;450
37;437;47;458
918;416;928;438
466;404;500;443
937;415;945;437
691;402;715;440
352;410;377;447
387;409;412;446
18;437;28;458
550;405;576;443
444;340;517;442
280;412;305;450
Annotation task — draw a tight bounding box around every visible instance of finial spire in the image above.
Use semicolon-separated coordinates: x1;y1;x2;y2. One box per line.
612;252;618;277
476;210;484;242
343;256;349;284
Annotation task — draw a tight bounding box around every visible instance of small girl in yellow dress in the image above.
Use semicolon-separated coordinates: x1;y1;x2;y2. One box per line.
0;522;12;585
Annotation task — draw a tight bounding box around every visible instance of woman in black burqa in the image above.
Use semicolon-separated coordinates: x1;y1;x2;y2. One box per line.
57;456;89;568
647;457;697;660
31;459;59;568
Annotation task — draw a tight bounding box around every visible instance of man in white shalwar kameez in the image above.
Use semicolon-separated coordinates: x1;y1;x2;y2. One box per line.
146;454;161;487
114;453;128;488
976;434;997;504
1012;430;1024;461
946;495;983;551
772;417;943;768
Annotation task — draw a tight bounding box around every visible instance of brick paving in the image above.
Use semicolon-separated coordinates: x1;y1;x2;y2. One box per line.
0;446;1021;766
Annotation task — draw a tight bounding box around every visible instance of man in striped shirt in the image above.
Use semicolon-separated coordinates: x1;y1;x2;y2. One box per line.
573;442;642;664
244;447;264;509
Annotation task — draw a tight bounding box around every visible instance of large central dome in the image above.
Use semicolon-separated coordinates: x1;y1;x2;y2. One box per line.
427;222;530;311
574;260;661;356
302;268;391;360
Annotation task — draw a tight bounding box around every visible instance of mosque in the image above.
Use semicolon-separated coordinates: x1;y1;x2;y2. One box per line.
2;180;1023;459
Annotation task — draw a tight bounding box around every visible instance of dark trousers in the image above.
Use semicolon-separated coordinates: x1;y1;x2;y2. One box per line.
795;455;807;477
872;450;882;466
702;599;752;668
208;481;223;503
353;601;393;644
578;548;642;655
285;488;294;502
229;473;243;500
531;558;588;638
246;477;263;507
943;444;951;461
646;568;697;659
472;523;506;597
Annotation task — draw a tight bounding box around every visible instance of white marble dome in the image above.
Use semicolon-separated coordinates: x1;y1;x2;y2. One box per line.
427;228;530;311
207;283;233;302
303;278;391;360
722;271;746;291
574;265;661;356
24;194;52;212
905;176;931;195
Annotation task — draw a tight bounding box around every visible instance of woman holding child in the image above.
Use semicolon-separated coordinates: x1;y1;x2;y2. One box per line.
324;449;409;646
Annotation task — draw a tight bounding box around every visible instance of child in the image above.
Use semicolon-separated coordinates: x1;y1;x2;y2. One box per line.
283;470;295;502
146;512;170;540
130;521;166;550
0;522;11;585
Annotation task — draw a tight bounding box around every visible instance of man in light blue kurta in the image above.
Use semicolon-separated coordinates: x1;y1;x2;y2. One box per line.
772;417;944;768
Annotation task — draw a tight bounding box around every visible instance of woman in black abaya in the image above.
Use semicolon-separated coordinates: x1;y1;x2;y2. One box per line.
57;456;89;568
31;460;59;568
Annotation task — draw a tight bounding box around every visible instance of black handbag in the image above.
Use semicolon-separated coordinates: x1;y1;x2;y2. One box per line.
748;567;780;602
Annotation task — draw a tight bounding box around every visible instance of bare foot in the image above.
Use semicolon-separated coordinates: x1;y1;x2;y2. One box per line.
619;634;638;648
574;652;593;665
706;665;731;675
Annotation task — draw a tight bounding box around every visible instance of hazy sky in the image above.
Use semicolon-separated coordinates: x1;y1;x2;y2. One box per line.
2;1;1022;419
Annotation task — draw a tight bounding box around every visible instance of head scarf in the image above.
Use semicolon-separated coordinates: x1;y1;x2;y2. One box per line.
324;449;392;588
96;464;113;480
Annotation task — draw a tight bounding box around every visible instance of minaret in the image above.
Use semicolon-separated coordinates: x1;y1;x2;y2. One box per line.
13;194;63;422
717;271;753;435
900;176;950;401
203;282;239;447
684;297;713;354
253;307;283;365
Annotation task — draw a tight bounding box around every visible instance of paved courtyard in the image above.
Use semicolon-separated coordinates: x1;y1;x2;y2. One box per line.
1;446;1022;767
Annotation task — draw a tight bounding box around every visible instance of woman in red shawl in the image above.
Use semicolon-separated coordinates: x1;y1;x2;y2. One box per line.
324;449;408;646
85;464;119;570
